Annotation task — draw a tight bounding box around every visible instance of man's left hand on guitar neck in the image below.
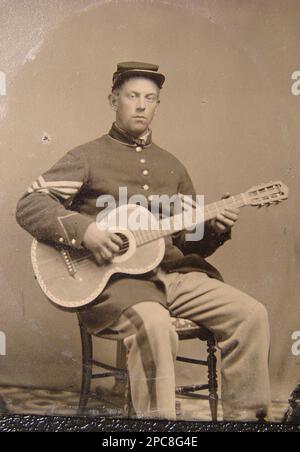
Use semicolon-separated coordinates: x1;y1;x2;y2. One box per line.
210;192;240;234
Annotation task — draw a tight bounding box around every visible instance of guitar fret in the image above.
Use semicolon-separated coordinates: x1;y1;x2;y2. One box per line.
141;230;148;244
134;230;142;246
139;230;147;244
204;195;245;221
144;230;153;243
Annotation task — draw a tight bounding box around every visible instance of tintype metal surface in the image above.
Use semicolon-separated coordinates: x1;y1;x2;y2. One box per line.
0;0;300;432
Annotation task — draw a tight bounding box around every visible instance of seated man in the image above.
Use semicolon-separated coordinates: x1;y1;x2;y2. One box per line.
16;61;271;421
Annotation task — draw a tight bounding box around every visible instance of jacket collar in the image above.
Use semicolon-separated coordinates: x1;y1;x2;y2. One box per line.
108;122;152;146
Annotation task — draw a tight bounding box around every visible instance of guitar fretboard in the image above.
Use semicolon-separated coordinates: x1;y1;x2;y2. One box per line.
133;193;248;247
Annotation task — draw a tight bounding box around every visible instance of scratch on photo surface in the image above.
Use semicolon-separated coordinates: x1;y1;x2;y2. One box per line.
23;40;44;65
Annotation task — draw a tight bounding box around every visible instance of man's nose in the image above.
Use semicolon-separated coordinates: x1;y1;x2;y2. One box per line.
136;97;146;110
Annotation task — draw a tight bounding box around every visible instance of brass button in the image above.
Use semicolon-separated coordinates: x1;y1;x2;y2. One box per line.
140;158;146;164
142;184;149;191
136;146;142;152
142;169;149;176
71;239;76;245
59;237;64;243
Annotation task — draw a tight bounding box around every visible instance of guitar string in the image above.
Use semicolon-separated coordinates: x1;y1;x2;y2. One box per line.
68;198;244;264
69;241;130;264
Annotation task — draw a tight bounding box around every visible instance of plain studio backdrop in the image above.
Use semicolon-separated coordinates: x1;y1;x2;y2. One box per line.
0;0;299;406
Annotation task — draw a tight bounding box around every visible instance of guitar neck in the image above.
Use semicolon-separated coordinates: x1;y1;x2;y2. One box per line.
133;192;249;246
204;193;247;222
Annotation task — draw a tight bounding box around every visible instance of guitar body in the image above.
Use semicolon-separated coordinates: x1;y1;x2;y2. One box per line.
31;204;165;309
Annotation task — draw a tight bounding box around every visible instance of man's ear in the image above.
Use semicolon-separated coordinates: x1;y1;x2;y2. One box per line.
108;93;118;111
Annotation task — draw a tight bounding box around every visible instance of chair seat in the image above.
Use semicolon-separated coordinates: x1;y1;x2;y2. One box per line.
171;317;213;340
96;317;213;341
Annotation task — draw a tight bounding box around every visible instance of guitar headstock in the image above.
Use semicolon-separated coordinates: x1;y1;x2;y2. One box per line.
245;181;289;207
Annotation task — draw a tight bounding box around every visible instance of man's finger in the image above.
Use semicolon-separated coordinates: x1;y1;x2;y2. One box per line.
94;251;105;265
110;233;124;247
100;246;113;260
106;239;121;254
221;192;231;200
217;216;235;228
214;220;228;232
221;210;239;221
224;208;240;216
215;214;235;227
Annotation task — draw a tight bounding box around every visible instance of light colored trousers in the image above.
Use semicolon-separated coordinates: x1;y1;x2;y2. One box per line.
108;269;271;421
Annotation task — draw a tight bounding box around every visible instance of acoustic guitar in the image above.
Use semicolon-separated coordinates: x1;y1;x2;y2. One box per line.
31;181;288;309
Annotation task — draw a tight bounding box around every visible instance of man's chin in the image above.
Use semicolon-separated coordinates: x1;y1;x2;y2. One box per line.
129;125;148;137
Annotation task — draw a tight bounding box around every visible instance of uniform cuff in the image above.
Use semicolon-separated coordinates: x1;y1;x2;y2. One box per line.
56;212;94;248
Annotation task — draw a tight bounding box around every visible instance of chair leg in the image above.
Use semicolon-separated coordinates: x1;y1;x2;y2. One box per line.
118;341;133;417
78;320;93;415
124;346;132;417
113;341;127;395
206;336;218;421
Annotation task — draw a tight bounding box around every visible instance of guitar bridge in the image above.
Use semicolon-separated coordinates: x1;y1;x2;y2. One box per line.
60;249;77;277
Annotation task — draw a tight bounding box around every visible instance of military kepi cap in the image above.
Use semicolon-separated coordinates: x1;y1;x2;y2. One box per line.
112;62;165;89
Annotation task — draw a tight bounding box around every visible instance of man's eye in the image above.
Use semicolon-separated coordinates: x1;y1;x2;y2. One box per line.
146;96;157;102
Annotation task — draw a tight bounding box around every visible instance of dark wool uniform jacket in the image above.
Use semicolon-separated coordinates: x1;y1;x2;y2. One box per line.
16;123;230;333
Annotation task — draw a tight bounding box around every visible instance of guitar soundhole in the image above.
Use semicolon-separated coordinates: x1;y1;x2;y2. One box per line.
115;233;130;256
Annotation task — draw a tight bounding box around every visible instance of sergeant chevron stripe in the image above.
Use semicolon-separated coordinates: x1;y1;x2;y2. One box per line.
27;175;83;199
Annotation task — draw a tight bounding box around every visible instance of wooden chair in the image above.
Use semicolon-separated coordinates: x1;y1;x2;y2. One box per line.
77;314;218;420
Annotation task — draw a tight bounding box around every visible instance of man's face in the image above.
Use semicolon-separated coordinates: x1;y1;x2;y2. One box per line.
111;77;160;137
